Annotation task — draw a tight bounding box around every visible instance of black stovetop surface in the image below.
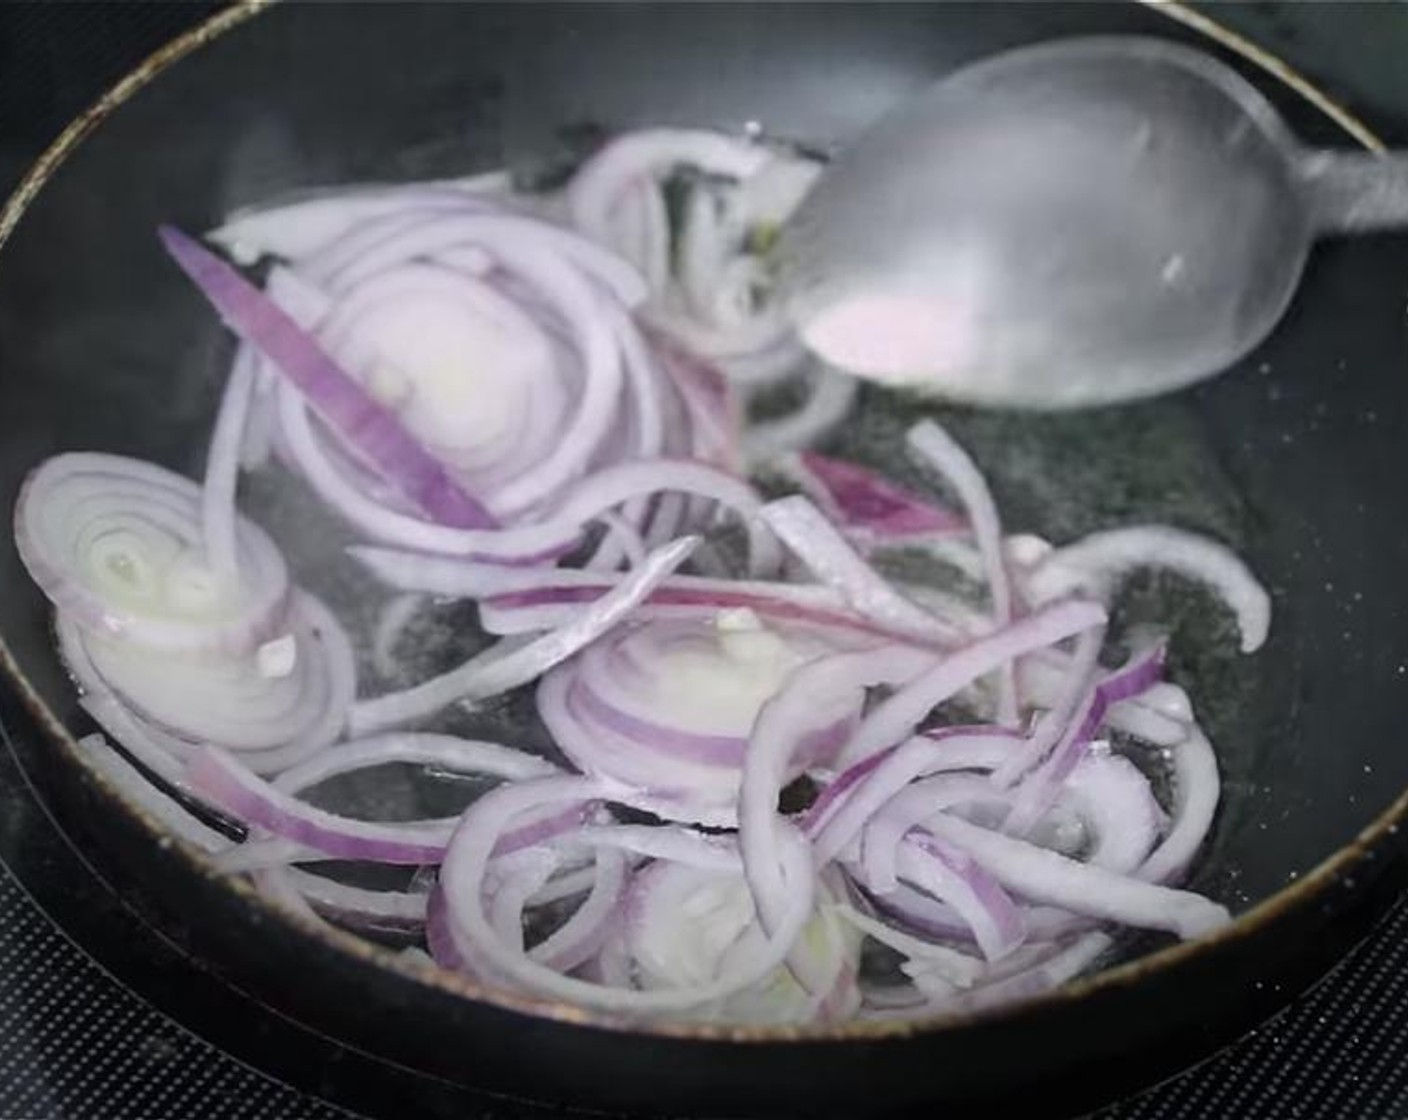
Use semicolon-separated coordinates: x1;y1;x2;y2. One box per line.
4;4;1408;1118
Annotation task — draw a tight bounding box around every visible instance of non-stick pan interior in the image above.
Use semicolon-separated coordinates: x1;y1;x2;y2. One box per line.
3;1;1408;986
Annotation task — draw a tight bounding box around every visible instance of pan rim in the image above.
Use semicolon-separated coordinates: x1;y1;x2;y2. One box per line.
0;0;1396;1045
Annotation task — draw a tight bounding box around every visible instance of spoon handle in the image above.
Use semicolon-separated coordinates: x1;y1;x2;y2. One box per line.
1296;150;1408;235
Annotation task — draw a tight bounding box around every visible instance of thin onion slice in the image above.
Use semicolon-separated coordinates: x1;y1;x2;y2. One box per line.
61;590;355;776
16;453;289;656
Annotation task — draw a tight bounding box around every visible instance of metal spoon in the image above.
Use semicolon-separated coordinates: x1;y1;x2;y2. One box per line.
781;36;1408;409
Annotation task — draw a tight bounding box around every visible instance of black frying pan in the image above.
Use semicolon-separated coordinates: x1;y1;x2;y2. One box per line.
2;4;1408;1117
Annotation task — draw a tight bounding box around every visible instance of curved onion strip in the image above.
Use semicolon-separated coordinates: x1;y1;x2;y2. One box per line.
77;733;233;854
351;547;843;610
810;729;1022;865
884;834;1027;962
1001;644;1166;834
441;774;817;1013
190;748;452;864
528;848;630;973
202;354;257;584
740;644;939;934
271;732;558;794
1138;727;1220;885
537;668;741;827
207;177;517;264
762;495;961;641
786;449;967;546
833;904;984;986
742;601;1102;942
349;536;697;734
838;599;1107;768
855;754;1162;944
273;383;576;560
624;858;859;1022
59;591;355;776
907;420;1018;721
921;814;1228;938
16;453;289;656
266;866;430;927
160;226;497;530
189;747;586;866
992;628;1103;789
1026;525;1271;653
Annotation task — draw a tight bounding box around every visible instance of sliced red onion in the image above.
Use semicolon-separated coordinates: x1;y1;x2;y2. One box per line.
189;746;584;866
569;130;770;278
649;330;744;473
159;226;498;530
536;668;742;827
76;733;232;854
189;748;453;864
1138;727;1220;884
60;591;355;776
833;903;984;987
918;813;1229;938
530;848;630;974
16;453;290;656
313;207;645;308
1061;754;1164;874
76;686;196;793
440;774;818;1014
1002;644;1166;835
853;751;1161;947
739;643;942;932
570;824;738;871
907;420;1018;721
992;628;1104;789
201;357;257;585
478;581;908;647
266;866;429;928
350;548;842;610
867;881;1090;948
425;885;472;973
568;131;815;373
207;177;519;265
1016;650;1190;748
527;863;601;907
810;730;1022;866
568;129;850;474
1026;525;1271;653
761;496;965;642
271;383;576;561
350;536;697;734
488;850;561;952
545;459;779;577
937;932;1116;1016
886;833;1027;962
288;443;763;568
270;733;559;795
539;610;856;820
838;599;1107;767
247;198;739;554
624;858;859;1023
786;450;967;547
18;165;1269;1026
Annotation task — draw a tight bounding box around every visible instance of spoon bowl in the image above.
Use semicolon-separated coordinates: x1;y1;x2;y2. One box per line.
783;36;1406;408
